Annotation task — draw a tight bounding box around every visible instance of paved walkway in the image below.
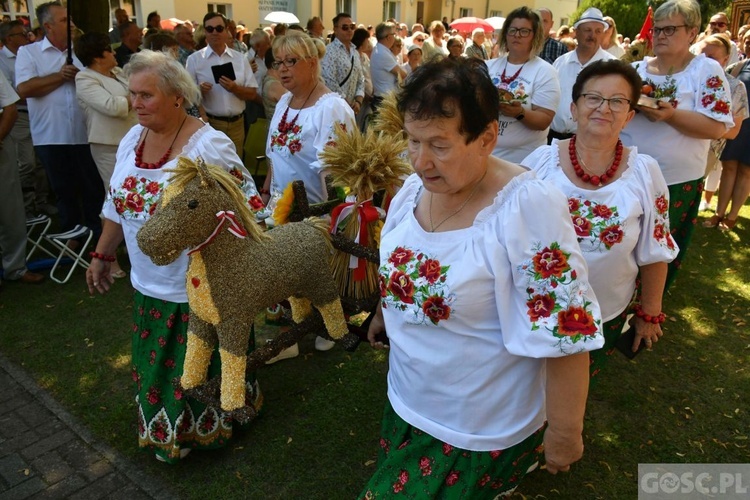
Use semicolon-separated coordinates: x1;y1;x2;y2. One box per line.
0;353;176;500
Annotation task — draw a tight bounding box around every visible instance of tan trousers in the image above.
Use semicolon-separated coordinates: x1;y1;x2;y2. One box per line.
208;117;245;157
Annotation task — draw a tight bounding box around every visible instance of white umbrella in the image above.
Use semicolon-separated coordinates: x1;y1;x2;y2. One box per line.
264;12;300;24
485;17;506;30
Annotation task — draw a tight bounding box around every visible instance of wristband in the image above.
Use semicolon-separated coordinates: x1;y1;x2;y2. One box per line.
633;304;666;324
89;251;116;262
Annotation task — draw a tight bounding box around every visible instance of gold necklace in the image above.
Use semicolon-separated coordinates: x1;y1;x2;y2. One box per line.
428;169;488;232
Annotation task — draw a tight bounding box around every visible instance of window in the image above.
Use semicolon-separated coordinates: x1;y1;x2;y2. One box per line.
384;1;400;21
489;10;503;18
560;17;569;27
337;0;356;20
207;3;232;19
1;0;33;28
459;8;473;18
109;0;137;29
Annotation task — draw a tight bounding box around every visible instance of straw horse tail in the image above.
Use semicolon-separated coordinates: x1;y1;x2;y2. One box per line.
301;217;333;255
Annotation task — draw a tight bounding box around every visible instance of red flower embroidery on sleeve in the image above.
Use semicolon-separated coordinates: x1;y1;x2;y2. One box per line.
532;246;570;278
557;306;598;336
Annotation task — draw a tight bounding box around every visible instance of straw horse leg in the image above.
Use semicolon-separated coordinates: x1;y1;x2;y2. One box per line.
181;314;218;389
288;296;313;323
316;298;349;340
216;318;253;411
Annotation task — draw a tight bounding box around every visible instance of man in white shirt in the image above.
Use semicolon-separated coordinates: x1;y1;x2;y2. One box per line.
321;13;365;115
0;70;44;285
691;12;740;65
370;22;406;111
16;1;103;239
186;12;259;154
549;7;616;141
0;20;52;217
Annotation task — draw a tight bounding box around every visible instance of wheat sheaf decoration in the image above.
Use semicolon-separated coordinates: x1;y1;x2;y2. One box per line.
321;117;412;299
370;92;405;139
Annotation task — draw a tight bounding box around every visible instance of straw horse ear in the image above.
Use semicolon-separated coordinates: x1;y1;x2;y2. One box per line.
194;156;215;188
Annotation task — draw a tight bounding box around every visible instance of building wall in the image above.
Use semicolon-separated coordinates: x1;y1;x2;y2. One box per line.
138;0;579;34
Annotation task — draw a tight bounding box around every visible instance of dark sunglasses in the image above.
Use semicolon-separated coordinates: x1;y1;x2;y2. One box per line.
338;23;357;31
205;25;225;33
709;22;727;27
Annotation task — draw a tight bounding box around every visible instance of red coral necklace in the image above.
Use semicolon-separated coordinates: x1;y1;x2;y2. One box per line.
568;135;623;187
500;60;526;84
277;82;318;134
135;115;188;170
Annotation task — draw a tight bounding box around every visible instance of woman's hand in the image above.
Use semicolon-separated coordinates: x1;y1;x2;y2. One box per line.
367;305;388;350
637;100;676;123
86;259;114;295
499;101;524;119
544;425;584;474
633;316;663;351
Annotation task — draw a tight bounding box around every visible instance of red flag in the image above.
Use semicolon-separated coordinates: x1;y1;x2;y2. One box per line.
638;6;654;48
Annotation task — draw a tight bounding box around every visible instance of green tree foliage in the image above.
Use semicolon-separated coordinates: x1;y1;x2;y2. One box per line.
572;0;733;39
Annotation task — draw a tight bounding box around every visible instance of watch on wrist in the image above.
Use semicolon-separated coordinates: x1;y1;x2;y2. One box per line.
515;112;525;121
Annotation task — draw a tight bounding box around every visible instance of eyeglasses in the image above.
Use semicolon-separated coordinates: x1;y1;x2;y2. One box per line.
337;23;356;31
271;57;299;70
507;27;533;38
414;37;424;42
649;25;687;37
204;25;225;33
579;93;631;112
709;22;727;28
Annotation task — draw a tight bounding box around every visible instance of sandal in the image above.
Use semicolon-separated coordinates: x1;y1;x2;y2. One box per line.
702;214;723;228
110;270;127;279
718;218;736;231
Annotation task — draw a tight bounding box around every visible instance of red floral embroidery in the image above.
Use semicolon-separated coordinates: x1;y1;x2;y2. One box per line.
418;259;441;284
145;181;160;195
388;270;415;304
702;94;715;107
526;294;555;322
442;443;453;455
248;195;264;210
706;75;723;89
557;306;598;336
572;216;592;237
146;386;160;405
422;296;451;324
713;100;730;114
655;195;668;214
592;204;613;219
398;470;409;484
532;247;570;279
599;225;624;249
389;247;414;266
122;176;138;190
125;192;145;212
567;198;580;212
653;223;666;240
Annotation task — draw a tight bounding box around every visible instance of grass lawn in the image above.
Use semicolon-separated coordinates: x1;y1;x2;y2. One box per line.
1;204;749;499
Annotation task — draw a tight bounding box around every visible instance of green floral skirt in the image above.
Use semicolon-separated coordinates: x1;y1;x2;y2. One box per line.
131;291;262;463
359;401;545;499
589;308;629;382
665;179;703;291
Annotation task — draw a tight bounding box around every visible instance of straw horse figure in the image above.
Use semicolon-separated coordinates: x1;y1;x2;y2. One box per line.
137;157;348;411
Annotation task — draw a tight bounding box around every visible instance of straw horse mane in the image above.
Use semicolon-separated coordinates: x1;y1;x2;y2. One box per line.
165;157;268;244
137;156;348;412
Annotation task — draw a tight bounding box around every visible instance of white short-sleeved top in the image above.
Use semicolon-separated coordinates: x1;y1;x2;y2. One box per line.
266;92;355;204
523;143;679;321
102;124;261;303
551;48;616;134
15;38;87;145
486;56;561;162
380;172;604;451
186;45;258;117
621;55;734;185
0;70;18;107
370;42;399;97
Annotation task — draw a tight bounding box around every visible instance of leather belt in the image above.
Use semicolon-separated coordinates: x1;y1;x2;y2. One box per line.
206;113;243;123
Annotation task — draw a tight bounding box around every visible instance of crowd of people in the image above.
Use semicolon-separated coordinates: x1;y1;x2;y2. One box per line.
0;0;746;496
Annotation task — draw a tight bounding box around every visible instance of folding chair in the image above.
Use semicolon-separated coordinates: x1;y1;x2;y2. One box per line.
44;225;93;284
26;214;56;261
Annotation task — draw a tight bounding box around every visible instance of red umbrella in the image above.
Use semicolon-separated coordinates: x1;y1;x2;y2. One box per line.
160;18;185;30
449;17;494;33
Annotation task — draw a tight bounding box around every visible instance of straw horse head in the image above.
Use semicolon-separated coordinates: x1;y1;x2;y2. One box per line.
137;157;348;411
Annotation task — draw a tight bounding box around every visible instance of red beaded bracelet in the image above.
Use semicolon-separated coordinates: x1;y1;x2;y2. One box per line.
633;304;666;324
89;251;116;262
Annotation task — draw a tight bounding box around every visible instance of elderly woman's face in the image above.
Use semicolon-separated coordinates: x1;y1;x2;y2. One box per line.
448;40;463;57
571;74;635;139
405;111;494;195
652;14;697;56
129;70;180;130
274;48;315;94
